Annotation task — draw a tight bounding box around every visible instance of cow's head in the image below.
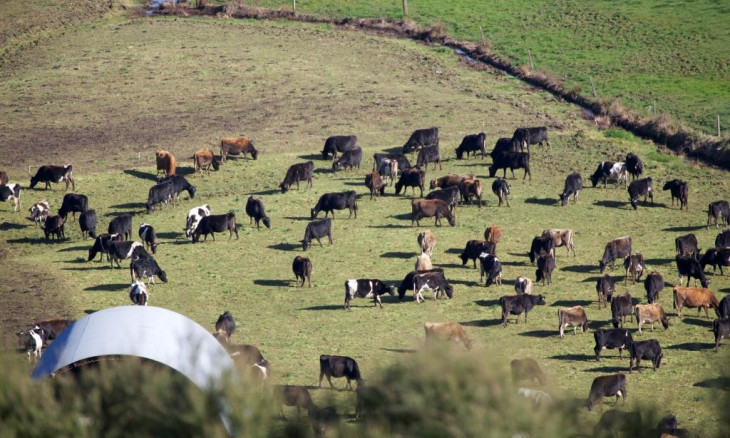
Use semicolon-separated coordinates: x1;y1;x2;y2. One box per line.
488;165;497;178
387;285;396;297
447;216;456;227
262;217;271;229
559;193;569;206
661;316;669;330
444;284;454;299
301;239;310;252
630;197;639;210
535;295;546;305
158;269;168;283
598;260;607;273
310;208;317;220
455;148;464;160
429;179;439;190
250;148;258;160
280;182;290;193
211;157;220;171
589;172;600;188
459;252;469;265
146;202;153;214
187;185;197;199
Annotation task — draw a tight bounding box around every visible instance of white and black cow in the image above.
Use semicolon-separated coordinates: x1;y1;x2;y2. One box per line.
373;153;410;174
529;235;555;265
589;161;627;188
108;213;133;240
29;164;75;191
455;132;486;160
311;191;358;220
412;270;454;303
594;328;633;361
18;328;46;363
302;218;332;251
29;200;50;226
628;177;653;210
559;172;583;206
707;200;730;229
402;127;438;154
108;241;146;269
79;210;97;239
515;276;533;294
87;233;122;262
129;280;148;306
479;253;502;287
58;193;88;221
130;253;167;284
138;223;158;254
0;183;21;212
185;204;211;238
343;279;395;310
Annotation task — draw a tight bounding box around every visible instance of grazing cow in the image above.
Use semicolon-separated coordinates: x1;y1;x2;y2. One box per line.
611;292;634;328
628;177;654;210
599;236;632;273
158;175;197;202
424;322;472;350
596;274;615;309
541;228;576;257
675;234;700;259
587;374;627;412
108;241;146;268
479;253;502;287
623;253;646;285
426;186;460;212
429;174;474;190
629;339;663;373
675;255;709;288
558;306;588;338
491;137;519;158
662;179;688;210
58;193;88;221
715;230;730;248
411;199;455;227
292;256;312;287
108;213;133;240
673;286;719;318
515;276;533;294
280;161;314;193
510;358;546;385
635;303;669;334
344;279;395;310
192;148;220;175
395;167;426;197
276;385;316;418
707;200;730;228
79;210;97;239
594;329;633;361
332;147;363;172
455;133;486;159
559;172;583;206
373;153;411;174
215;311;236;338
402;126;438;154
322;135;357;160
319;355;361;390
529;235;555;264
499;294;546;327
18;328;45;363
412;269;454;302
33;319;74;344
644;271;664;304
415;145;441;170
0;183;21;212
364;172;386;200
512;127;550;152
192;213;238;243
220;137;258;161
491;177;510;207
129;280;148;306
488;151;531;180
29;200;50;226
701;248;730;275
460;240;496;268
589;161;627;188
417;230;436;257
43;215;65;240
185;205;210;238
245;196;271;229
130;254;167;284
377;159;398;186
397;268;444;300
138;223;158;254
458;178;482;207
155;150;176;178
146;180;175;213
229;344;270;380
713;318;730;352
302;218;332;251
625;153;644;180
484;225;502;245
87;233;122;262
415;253;433;271
29;164;75;191
536;254;556;286
311;191;358;220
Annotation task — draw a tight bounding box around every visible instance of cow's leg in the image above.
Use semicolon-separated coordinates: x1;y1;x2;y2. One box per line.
316;237;323;247
375;294;382;309
327;233;332;245
618;347;624;359
704;306;710;319
318;371;324;387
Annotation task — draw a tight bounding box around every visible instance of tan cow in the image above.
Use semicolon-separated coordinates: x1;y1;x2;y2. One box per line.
510;358;546;385
673;286;720;318
541;228;576;257
155;150;176;178
459;179;483;208
417;230;436;256
193;148;219;175
429;173;474;190
276;385;316;418
558;306;588;338
635;303;669;333
484;225;502;245
364;172;386;200
415;253;433;271
220;137;258;161
424;322;472;350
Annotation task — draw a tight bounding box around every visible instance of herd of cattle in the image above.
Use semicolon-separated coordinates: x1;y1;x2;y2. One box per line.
4;123;729;432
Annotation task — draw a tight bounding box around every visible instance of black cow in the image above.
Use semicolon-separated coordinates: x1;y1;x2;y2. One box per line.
587;374;626;412
675;255;709;288
319;355;361;390
373;153;410;173
499;294;546;327
322;135;357;160
707;200;730;228
58;194;88;221
344;279;395;310
280;161;314;193
108;241;147;269
488;151;531;180
714;318;730;352
460;240;495;268
245;196;271;229
0;183;21;212
29;164;75;191
108;213;133;240
138;223;158;254
701;248;730;275
596;274;614;309
402;127;438;154
395;167;425;197
426;186;459;212
559;172;583;206
594;328;633;361
589;161;627;188
611;292;633;328
302;218;332;251
146;180;175;213
332;147;363;172
491;177;510;207
529;235;555;264
719;296;730;319
412;269;454;303
192;212;238;243
625;153;644;181
158;175;197;201
87;233;122;262
397;268;444;300
311;191;358;220
662;179;688;210
479;253;502;287
536;254;556;286
599;237;632;273
675;234;700;259
644;271;664;304
43;215;65;240
79;209;97;239
130;253;167;284
292;256;312;287
455;133;486;159
628;177;653;210
512;127;550;152
415;145;441;170
490;137;519;158
629;339;663;373
716;230;730;248
215;311;236;338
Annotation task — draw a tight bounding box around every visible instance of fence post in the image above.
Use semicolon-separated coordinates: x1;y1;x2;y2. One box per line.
478;26;487;48
292;0;296;14
653;100;656;114
718;115;721;138
589;76;597;98
527;50;534;69
402;0;408;16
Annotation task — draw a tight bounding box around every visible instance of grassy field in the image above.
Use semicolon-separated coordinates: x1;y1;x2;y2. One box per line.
0;16;728;435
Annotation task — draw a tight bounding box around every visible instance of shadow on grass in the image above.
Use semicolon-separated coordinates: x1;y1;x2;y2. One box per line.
123;169;156;181
381;252;416;259
694;377;730;391
298;153;322;161
662;225;705;232
389;213;413;221
0;222;29;230
57;245;88;253
524;197;558;206
474;299;500;307
445;248;462;254
518;330;554;338
582;275;607;283
645;258;673;266
248;189;281;196
283;216;310;222
450;278;478;287
175;166;195;177
551;299;594;307
299;305;341;311
584;366;626;373
681;317;714;328
562;264;595;273
550;353;594;362
62;266;109;272
501;260;527;267
268;243;301;251
442;263;471;269
593;200;627;208
84;283;128;292
381;348;417;354
367;224;412;229
460;319;503;327
84;309;97;314
157;231;183;240
589;320;611;330
253;279;291;287
108;202;145;210
7;237;59;245
666;342;714;351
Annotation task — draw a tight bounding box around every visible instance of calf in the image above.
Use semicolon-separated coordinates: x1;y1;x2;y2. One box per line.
713;318;730;352
596;274;614;309
417;230;436;257
108;213;133;240
484;225;502;244
332;147;362;172
29;164;75;191
377;159;398;186
43;215;65;240
130;254;167;284
673;286;719;318
512;127;550;152
397;268;444;300
628;177;654;210
395;167;426;197
458;178;482;207
515;276;533;294
302;218;332;251
460;240;495;268
0;183;21;212
155;150;176;178
429;173;473;190
589;161;627;188
364;172;386;200
415;253;433;271
220;137;258;161
536;254;556;286
344;279;395;310
411;199;455;227
635;303;669;334
499;294;546;327
29;200;50;226
425;186;459;212
599;236;632;273
623;252;646;285
558;306;588;338
594;328;633;361
675;255;709;288
158;175;196;202
675;234;700;259
479;253;502;287
402;126;438;153
541;228;576;257
529;235;555;264
629;339;663;373
245;196;271;229
18;328;45;363
146;180;175;213
415;145;441;170
87;233;122;262
701;248;730;275
644;270;664;304
373;153;410;174
559;172;583;206
311;191;358;220
292;256;312;287
611;292;634;328
715;229;730;248
229;344;270;380
510;358;546;385
129;280;148;306
424;322;472;349
138;223;158;254
662;179;688;210
488;151;531;180
455;132;486;159
322;135;357;160
412;269;454;303
58;193;88;221
192;148;220;175
108;241;146;268
276;385;316;418
707;200;730;228
215;311;236;338
587;374;626;412
625;153;644;180
491;177;510;207
185;204;210;238
79;210;97;239
192;213;238;243
280;161;314;193
319;355;361;390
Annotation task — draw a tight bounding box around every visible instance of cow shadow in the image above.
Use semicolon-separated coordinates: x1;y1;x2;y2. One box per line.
662;225;705;232
343;181;364;187
381;252;416;259
108;203;145;210
314;168;334;175
0;222;28;230
584;366;626;373
593;200;627;208
582;275;606;283
299;305;342;311
441;263;469;269
62;266;110;271
500;260;526;267
298;153;323;161
721;287;730;293
7;237;59;245
267;243;301;251
549;353;594;362
157;231;182;239
551;299;593;307
253;279;291;287
589;320;611;329
460;319;502;327
367;224;412;229
123;169;156;181
518;330;554;338
84;309;97;314
381;348;417;354
666;342;715;351
645;258;673;266
57;245;88;252
681;317;713;328
449;278;477;287
389;213;413;221
176;166;195;177
474;299;500;307
247;189;281;196
562;264;595;273
524;197;558;206
693;377;730;391
283;216;311;222
84;283;128;292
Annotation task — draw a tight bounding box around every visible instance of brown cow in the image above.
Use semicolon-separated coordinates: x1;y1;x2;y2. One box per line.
193;148;220;175
417;230;436;256
411;199;455;227
588;374;626;412
510;358;546;385
459;179;482;208
424;322;472;350
429;173;474;190
415;253;433;271
220;137;258;161
558;306;588;338
541;228;576;257
155;150;176;178
673;286;720;318
634;303;669;334
484;225;502;245
364;172;386;200
276;385;316;418
623;252;647;285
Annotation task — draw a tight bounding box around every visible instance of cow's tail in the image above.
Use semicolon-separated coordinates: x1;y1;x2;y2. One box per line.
672;289;677;310
350;360;362;381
